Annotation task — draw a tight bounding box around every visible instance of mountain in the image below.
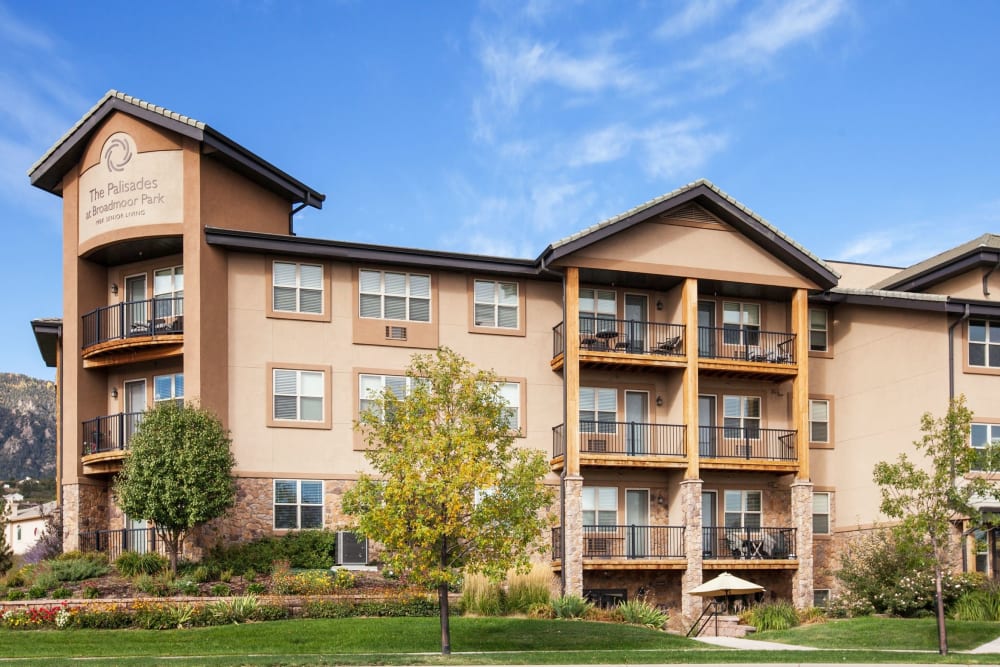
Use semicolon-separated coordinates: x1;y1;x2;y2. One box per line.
0;373;56;480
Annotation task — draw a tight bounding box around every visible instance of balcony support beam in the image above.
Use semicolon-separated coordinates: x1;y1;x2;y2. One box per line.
791;287;810;481
561;267;583;597
682;277;700;480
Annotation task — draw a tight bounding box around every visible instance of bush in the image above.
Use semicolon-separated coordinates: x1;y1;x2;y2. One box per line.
190;565;212;583
6;588;25;601
116;551;168;577
552;594;591;619
505;565;552;613
50;586;73;599
247;582;267;595
616;598;668;629
269;561;336;595
21;509;62;565
173;579;200;596
204;530;338;574
951;584;1000;621
210;583;231;596
302;594;438;618
82;586;100;599
133;572;174;597
207;594;259;623
741;600;799;631
331;568;357;589
27;584;49;599
47;554;110;581
460;573;505;616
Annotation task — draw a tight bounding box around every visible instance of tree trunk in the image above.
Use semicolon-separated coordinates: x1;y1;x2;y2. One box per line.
439;537;451;654
165;530;181;575
932;540;948;655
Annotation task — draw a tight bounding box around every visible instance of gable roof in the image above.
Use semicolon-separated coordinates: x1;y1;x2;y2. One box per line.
28;90;325;209
539;179;840;290
870;233;1000;292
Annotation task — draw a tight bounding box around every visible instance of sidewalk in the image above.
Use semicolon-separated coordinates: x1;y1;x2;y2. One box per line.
692;636;816;650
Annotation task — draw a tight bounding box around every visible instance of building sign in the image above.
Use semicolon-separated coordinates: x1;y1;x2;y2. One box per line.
78;132;183;244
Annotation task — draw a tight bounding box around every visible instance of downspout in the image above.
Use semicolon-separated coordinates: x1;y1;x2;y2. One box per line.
984;256;1000;297
288;202;308;236
948;303;971;401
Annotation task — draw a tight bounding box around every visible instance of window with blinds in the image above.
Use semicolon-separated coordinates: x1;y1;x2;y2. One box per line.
580;387;616;434
153;266;184;318
582;486;617;526
359;374;414;420
809;399;830;443
498;381;520;430
273;369;324;422
812;492;831;534
153;373;183;406
273;261;323;314
359;269;430;322
474;279;519;328
723;395;761;438
724;490;762;529
274;479;323;530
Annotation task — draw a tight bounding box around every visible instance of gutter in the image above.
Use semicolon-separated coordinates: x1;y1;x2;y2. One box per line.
947;304;971;400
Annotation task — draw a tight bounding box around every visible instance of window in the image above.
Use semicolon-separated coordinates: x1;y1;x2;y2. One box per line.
724;490;761;529
582;487;617;527
273;369;324;422
498;382;520;431
580;288;616;335
969;320;1000;368
971;423;1000;471
474;280;518;328
153;373;184;405
813;589;830;608
153;266;183;318
273;261;323;314
359;374;417;419
723;395;760;438
723;302;760;345
812;492;831;534
809;309;829;352
359;269;430;322
810;399;830;443
274;479;323;530
580;387;616;434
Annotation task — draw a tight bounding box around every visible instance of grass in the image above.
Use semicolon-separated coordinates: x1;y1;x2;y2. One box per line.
0;616;998;666
752;615;1000;651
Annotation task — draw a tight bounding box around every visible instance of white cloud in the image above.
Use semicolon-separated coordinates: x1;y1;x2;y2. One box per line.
656;0;736;39
568;124;633;167
0;4;54;51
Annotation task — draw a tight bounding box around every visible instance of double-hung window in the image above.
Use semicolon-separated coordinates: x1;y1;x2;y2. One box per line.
273;369;324;422
474;280;518;329
809;309;829;352
580;387;616;434
153;266;183;319
724;490;761;529
582;487;617;527
497;382;521;431
809;399;830;443
580;288;616;336
969;320;1000;368
359;270;431;322
723;395;761;439
723;302;760;346
274;479;323;530
153;373;184;406
273;261;323;314
971;423;1000;472
812;492;831;534
359;374;416;419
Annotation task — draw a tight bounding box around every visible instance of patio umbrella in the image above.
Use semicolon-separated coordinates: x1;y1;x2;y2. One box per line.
689;572;764;613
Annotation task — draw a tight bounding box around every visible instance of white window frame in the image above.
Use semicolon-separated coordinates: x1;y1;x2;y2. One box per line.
273;261;323;314
969;320;1000;368
273;369;325;422
724;490;762;529
809;309;829;352
474;279;519;329
722;301;761;346
153;373;184;406
497;381;521;431
723;395;761;439
580;387;616;434
273;479;324;530
359;374;418;419
812;492;831;535
582;486;617;528
971;423;1000;472
359;269;431;322
153;265;184;318
579;288;617;335
809;399;830;443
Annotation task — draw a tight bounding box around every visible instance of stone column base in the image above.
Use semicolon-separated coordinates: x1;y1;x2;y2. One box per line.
790;480;815;609
680;478;704;623
562;475;583;597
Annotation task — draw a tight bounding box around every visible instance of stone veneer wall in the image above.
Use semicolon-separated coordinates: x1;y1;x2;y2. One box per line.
679;478;703;623
790;481;814;608
561;475;584;596
62;482;111;552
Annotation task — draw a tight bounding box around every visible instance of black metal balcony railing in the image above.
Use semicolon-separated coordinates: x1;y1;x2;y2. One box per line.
698;426;797;461
697;326;795;364
552;422;686;458
551;525;686;560
553;319;685;358
82;297;184;349
79;528;166;561
702;526;797;560
82;412;144;455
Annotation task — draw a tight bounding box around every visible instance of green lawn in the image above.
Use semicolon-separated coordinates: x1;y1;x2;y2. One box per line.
1;616;999;667
752;616;1000;651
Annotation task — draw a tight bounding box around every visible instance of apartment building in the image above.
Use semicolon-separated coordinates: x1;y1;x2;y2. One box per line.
29;91;1000;619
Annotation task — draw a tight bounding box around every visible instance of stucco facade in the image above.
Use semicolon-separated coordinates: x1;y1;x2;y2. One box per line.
30;91;1000;621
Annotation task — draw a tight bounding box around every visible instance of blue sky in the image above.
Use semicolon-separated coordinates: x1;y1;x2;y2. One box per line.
2;0;999;381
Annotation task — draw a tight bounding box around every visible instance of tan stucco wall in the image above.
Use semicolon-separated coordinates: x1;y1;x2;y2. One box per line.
825;261;901;289
924;269;996;301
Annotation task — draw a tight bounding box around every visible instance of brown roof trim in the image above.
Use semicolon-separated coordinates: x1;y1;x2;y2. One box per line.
204;227;547;278
539;182;839;290
31;318;61;368
811;291;1000;318
29;91;325;209
875;248;1000;293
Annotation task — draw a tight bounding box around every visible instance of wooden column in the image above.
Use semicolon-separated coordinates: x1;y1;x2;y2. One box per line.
682;278;700;480
791;288;810;481
564;268;581;478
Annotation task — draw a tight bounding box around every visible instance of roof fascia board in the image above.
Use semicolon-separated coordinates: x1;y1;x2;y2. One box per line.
30;319;61;368
883;250;1000;292
810;291;948;312
204;228;542;277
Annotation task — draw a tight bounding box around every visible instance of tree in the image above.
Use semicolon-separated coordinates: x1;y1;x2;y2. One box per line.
114;402;236;573
873;395;1000;655
342;347;553;654
0;497;13;575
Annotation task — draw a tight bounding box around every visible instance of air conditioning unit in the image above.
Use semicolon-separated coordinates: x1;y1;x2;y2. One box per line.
385;326;407;340
337;531;368;566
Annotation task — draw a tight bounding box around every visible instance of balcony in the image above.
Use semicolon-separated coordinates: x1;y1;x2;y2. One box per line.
702;526;797;570
79;527;167;561
552;422;687;469
698;426;798;471
81;412;143;474
697;326;796;379
81;297;184;367
551;525;686;568
551;318;686;371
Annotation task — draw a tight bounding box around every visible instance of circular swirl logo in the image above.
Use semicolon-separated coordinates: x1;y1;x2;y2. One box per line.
102;133;135;172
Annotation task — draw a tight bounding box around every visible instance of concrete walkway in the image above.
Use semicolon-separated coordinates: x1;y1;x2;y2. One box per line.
966;634;1000;654
692;636;816;650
